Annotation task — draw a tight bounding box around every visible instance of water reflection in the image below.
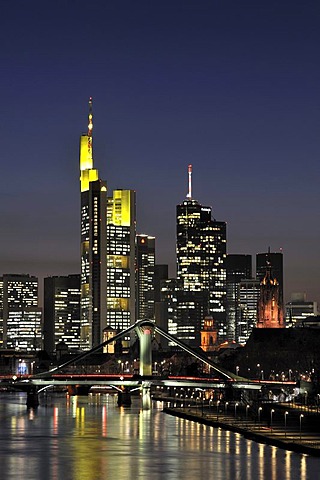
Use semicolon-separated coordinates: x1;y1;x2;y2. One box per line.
0;393;318;480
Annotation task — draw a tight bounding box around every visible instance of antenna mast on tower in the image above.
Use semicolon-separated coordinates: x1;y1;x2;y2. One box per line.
87;97;93;158
186;164;192;199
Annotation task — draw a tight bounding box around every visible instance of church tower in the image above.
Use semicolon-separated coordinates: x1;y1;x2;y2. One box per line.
200;316;218;352
257;263;284;328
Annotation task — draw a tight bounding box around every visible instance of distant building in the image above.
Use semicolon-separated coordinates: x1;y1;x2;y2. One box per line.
154;265;168;303
256;250;284;318
226;254;252;341
200;316;218;352
160;278;178;341
44;275;81;355
176;165;226;346
1;274;42;351
286;293;318;327
257;264;284;328
136;234;155;321
154;265;169;349
295;315;320;328
238;279;260;343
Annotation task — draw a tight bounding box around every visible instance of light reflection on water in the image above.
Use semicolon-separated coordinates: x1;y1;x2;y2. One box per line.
0;392;318;480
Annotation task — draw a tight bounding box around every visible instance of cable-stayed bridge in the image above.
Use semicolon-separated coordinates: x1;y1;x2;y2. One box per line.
8;320;292;408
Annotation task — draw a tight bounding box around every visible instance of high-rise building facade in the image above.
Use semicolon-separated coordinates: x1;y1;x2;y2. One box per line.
79;99;107;348
154;264;170;348
136;234;155;321
44;275;81;355
226;254;252;341
176;166;227;346
106;189;136;336
160;278;178;344
1;274;42;351
238;279;260;343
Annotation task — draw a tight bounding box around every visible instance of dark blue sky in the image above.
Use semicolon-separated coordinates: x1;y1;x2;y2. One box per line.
1;0;319;303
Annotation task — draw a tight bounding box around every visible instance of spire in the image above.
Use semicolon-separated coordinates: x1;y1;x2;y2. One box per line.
87;97;93;159
80;97;98;191
186;164;192;199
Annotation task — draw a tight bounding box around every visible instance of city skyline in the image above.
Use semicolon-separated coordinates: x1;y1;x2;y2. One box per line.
0;1;319;304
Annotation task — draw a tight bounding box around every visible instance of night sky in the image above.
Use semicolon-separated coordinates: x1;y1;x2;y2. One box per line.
1;1;320;304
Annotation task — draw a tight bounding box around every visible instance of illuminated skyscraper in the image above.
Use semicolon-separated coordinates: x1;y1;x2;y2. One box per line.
44;275;81;355
160;278;178;341
238;279;260;343
136;234;155;321
106;189;136;337
1;274;42;351
80;99;107;348
176;165;227;346
226;254;252;341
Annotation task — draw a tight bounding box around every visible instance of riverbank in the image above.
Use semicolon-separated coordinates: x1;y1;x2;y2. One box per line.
163;405;320;457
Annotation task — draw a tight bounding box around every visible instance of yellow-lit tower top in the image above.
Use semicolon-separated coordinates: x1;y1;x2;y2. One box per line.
80;97;99;192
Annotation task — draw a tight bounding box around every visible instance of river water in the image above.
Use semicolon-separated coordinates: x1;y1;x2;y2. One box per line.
0;392;318;480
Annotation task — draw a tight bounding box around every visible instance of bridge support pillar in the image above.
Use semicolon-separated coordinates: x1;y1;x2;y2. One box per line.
136;321;154;410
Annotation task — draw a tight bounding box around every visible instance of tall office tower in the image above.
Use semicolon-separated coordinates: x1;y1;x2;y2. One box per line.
43;275;81;355
160;278;178;343
80;98;107;349
154;265;169;349
226;254;252;341
136;234;155;321
256;250;284;315
176;165;227;346
238;279;260;343
257;264;285;328
106;189;136;337
1;274;42;351
285;293;318;327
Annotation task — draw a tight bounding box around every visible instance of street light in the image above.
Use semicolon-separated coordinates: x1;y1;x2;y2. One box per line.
234;402;238;420
225;401;229;415
284;411;288;438
216;400;220;420
258;407;262;423
299;414;304;441
270;409;275;432
246;405;250;424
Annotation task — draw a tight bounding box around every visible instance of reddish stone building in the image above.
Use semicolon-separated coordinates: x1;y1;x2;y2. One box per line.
257;264;284;328
200;316;218;351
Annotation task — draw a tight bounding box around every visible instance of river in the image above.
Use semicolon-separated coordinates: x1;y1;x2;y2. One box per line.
0;392;318;479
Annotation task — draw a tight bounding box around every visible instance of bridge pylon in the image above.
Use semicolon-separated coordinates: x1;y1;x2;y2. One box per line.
135;320;155;410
